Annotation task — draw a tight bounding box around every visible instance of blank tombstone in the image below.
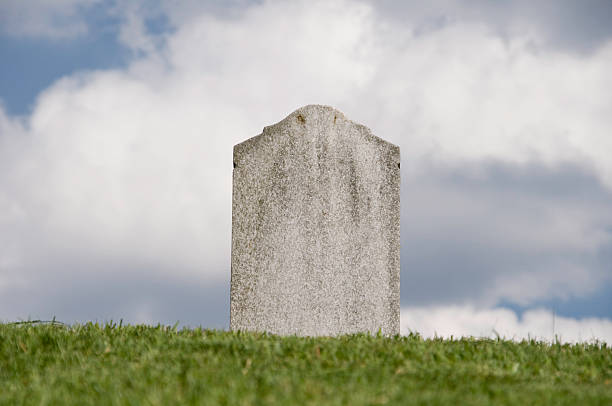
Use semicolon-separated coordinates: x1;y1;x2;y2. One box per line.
230;105;400;336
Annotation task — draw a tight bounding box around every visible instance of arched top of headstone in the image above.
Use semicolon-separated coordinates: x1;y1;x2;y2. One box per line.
235;105;399;160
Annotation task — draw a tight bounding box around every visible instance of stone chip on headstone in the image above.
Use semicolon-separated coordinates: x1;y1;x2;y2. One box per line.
230;105;400;336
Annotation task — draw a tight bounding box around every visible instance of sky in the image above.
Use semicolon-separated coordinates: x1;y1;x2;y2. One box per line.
0;0;611;342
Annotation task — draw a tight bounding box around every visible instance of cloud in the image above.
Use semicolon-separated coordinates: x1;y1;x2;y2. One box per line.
0;0;101;39
401;306;612;343
370;0;612;54
0;259;229;327
0;0;611;329
347;20;612;188
401;161;612;308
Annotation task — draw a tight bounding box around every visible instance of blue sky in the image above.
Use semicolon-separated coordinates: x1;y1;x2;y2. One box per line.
0;32;126;116
0;0;611;341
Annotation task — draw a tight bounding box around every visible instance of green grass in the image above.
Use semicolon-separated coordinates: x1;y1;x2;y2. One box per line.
1;322;611;405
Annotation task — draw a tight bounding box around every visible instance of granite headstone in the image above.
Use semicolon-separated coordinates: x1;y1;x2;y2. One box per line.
230;105;400;336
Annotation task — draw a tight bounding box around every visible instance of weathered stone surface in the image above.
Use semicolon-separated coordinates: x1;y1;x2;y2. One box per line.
230;105;400;336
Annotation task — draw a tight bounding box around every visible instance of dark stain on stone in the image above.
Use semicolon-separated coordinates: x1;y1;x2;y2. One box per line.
297;114;306;124
397;162;400;169
348;163;360;224
334;115;337;124
233;161;237;168
255;197;266;234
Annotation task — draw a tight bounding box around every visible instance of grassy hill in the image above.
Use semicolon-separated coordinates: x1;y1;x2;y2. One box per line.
1;322;610;405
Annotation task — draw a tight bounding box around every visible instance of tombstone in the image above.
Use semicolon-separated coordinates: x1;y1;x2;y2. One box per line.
230;105;400;336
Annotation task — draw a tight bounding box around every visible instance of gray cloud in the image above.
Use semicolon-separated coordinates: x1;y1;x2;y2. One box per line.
372;0;612;53
0;0;101;39
401;160;612;310
0;259;229;328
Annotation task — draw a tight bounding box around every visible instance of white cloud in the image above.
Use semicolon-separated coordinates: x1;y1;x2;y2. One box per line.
0;0;611;325
351;20;612;186
0;0;100;39
401;306;612;343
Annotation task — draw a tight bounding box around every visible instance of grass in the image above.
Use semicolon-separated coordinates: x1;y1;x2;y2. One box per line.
1;322;611;405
